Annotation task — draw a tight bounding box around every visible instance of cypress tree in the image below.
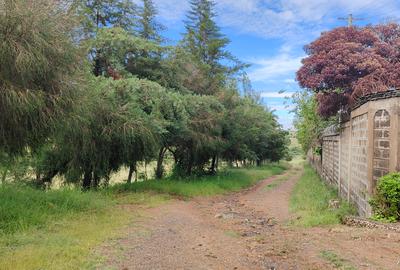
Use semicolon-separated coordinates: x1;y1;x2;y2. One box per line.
184;0;230;72
183;0;245;95
137;0;165;43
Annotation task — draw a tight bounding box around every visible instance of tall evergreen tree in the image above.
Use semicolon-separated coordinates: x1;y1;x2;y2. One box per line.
77;0;137;76
137;0;165;43
184;0;228;68
79;0;137;36
183;0;245;95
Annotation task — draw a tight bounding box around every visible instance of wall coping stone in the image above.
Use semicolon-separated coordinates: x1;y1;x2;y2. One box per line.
352;89;400;110
322;124;340;137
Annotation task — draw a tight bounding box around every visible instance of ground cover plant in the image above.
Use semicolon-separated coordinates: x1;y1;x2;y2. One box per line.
290;165;355;227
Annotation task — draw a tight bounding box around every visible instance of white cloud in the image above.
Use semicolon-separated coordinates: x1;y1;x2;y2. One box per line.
284;78;296;84
149;0;400;41
248;53;303;82
259;91;296;98
269;104;296;111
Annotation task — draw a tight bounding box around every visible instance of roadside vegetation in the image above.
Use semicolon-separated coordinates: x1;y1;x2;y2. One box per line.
0;184;128;270
111;163;287;197
370;172;400;222
290;165;355;227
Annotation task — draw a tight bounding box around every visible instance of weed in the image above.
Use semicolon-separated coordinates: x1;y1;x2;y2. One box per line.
320;250;357;270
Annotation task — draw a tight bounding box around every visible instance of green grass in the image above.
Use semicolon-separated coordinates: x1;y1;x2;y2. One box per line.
264;174;291;191
109;163;287;197
0;184;170;270
224;230;240;238
320;250;357;270
290;164;355;227
0;207;130;270
0;184;109;235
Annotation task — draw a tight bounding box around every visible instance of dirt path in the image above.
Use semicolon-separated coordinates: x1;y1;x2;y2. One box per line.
98;167;400;270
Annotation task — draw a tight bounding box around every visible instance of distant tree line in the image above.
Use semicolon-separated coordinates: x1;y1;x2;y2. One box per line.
0;0;289;189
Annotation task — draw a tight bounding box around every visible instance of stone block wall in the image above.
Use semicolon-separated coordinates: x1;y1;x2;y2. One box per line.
339;123;350;198
350;113;369;216
308;93;400;217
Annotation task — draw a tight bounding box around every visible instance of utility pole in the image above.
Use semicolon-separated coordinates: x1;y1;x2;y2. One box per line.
338;14;364;27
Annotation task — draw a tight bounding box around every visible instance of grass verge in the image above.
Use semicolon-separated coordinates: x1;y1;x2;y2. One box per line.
290;164;355;227
0;184;168;270
109;163;287;198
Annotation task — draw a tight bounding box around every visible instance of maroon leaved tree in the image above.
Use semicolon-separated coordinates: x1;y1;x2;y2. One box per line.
297;24;400;118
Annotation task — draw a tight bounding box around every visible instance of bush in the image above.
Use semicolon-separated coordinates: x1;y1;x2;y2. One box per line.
370;173;400;222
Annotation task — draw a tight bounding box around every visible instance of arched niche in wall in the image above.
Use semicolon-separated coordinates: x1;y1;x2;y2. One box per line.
372;109;390;190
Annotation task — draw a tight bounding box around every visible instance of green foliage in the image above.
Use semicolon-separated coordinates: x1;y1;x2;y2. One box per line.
137;0;165;42
292;91;334;153
370;173;400;222
110;164;287;197
221;94;289;164
89;27;165;80
290;165;355;227
1;0;290;189
0;0;82;154
77;0;137;37
182;0;246;95
36;76;168;187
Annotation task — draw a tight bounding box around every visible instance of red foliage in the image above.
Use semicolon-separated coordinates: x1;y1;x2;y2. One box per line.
297;24;400;117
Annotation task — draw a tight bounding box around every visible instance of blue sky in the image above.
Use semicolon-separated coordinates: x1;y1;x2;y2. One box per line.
147;0;400;129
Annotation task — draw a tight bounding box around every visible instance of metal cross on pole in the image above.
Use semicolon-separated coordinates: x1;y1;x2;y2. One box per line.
338;14;364;27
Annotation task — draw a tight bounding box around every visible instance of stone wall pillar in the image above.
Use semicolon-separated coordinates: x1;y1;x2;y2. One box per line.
372;110;390;191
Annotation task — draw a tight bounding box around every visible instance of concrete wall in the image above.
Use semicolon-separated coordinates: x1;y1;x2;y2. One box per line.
308;95;400;217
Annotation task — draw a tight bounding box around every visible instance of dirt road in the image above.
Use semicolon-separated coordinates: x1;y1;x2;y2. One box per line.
98;167;400;270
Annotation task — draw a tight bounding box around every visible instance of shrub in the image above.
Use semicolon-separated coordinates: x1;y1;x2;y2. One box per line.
370;173;400;222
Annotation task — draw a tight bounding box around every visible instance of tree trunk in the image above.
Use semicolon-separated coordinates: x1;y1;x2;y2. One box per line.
135;165;138;182
144;161;148;180
93;172;100;189
256;159;261;167
36;171;41;183
187;151;193;176
127;163;136;184
1;168;7;185
156;147;166;179
82;170;92;190
104;175;110;187
210;155;217;174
